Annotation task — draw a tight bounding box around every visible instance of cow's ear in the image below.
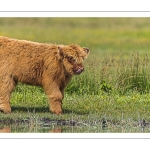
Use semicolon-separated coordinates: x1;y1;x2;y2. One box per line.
83;47;90;58
58;46;64;59
83;47;90;54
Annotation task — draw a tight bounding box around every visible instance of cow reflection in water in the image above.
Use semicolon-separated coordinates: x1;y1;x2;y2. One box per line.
0;126;11;133
0;126;62;133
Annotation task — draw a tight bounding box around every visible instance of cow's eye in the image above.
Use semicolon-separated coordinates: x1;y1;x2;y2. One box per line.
68;56;73;61
67;56;76;64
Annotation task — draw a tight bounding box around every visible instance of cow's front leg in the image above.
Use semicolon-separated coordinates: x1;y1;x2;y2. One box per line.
43;82;63;114
48;91;63;114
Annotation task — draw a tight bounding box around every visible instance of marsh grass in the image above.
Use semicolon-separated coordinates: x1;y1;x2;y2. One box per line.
97;53;150;94
116;54;150;94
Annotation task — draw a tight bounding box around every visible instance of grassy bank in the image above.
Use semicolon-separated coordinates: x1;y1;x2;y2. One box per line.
1;18;150;132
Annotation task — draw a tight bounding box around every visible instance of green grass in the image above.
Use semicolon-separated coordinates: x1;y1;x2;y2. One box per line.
1;18;150;132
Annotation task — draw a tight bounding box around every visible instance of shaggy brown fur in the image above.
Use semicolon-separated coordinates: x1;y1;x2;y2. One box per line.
0;36;90;114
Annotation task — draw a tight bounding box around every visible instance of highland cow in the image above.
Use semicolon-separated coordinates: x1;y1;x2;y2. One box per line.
0;36;89;114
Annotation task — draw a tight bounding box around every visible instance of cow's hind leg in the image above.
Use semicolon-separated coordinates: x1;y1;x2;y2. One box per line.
0;76;16;113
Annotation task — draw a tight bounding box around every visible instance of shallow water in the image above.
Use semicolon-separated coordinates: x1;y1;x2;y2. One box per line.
0;119;150;133
0;124;98;133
